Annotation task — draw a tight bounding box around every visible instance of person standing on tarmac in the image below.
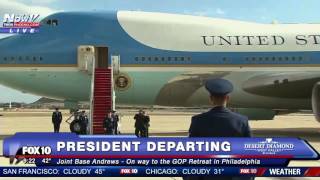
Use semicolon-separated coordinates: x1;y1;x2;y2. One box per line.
111;110;120;135
79;110;88;134
142;111;150;137
134;109;146;137
104;112;115;135
185;78;253;180
52;108;62;133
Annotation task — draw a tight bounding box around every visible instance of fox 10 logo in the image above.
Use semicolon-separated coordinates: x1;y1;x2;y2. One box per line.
1;13;40;34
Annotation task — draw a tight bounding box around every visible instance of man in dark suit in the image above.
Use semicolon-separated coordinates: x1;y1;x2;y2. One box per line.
134;109;146;137
104;112;115;135
52;108;62;133
186;78;253;180
111;110;120;135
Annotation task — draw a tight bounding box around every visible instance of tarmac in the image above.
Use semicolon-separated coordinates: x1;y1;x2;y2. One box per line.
0;109;320;180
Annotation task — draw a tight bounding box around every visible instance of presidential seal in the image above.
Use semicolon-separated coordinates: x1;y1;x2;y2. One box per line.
114;73;132;91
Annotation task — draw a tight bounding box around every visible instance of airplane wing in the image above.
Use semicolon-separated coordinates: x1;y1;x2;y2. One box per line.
154;71;320;120
156;71;320;106
154;72;229;106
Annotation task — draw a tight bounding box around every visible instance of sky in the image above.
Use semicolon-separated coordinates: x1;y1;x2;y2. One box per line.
1;0;320;103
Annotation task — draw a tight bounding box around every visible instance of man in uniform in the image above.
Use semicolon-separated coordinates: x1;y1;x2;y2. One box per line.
79;110;88;134
52;108;62;133
186;78;253;180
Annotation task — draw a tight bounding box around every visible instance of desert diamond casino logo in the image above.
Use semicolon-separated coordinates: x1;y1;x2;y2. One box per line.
244;138;295;155
1;13;40;34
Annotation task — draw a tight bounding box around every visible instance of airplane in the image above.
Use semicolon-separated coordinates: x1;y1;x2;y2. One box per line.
1;11;320;122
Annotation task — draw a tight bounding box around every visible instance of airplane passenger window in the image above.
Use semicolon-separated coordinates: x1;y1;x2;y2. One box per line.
46;19;52;25
52;19;58;26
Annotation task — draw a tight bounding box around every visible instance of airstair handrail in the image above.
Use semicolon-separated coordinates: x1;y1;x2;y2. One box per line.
111;65;115;111
89;57;96;134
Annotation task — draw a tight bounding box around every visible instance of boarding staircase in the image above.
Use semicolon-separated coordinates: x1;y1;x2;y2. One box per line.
90;68;113;134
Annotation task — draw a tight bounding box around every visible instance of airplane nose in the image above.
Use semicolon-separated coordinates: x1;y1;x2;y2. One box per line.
0;35;11;48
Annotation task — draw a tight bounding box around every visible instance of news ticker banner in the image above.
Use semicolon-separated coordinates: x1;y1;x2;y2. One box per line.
1;167;320;177
2;133;319;167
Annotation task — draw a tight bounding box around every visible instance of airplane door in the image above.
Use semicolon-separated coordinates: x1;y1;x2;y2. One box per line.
95;47;108;68
111;55;120;75
77;46;95;74
78;46;109;73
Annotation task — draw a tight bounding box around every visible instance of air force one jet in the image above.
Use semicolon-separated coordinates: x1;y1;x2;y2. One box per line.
1;11;320;121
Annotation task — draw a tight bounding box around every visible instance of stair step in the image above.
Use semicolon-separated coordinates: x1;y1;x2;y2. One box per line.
93;105;111;108
93;103;112;105
94;84;111;86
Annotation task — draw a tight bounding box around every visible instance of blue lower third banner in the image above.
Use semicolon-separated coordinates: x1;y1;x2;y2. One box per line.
1;166;320;177
2;133;319;167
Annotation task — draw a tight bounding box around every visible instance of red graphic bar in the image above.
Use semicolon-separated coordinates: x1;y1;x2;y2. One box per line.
304;167;320;176
14;22;40;27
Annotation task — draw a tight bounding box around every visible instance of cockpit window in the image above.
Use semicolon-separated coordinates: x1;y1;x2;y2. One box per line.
45;19;58;26
52;19;58;26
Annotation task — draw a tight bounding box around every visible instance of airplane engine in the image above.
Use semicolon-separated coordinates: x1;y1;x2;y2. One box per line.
311;82;320;122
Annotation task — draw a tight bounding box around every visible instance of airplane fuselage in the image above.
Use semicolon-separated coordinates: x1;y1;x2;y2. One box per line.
0;11;319;110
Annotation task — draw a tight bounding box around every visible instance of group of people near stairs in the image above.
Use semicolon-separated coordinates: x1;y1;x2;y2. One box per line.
52;108;150;138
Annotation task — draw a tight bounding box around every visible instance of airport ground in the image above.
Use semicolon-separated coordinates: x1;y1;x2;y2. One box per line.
0;109;319;180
